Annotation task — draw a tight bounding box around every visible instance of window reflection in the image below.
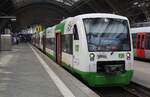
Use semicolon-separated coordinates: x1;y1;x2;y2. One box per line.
83;18;131;52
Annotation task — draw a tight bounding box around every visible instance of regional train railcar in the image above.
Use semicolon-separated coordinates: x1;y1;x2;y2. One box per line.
33;32;40;48
45;27;55;60
131;26;150;60
32;31;46;52
32;33;38;47
39;31;44;50
45;13;134;87
31;33;36;46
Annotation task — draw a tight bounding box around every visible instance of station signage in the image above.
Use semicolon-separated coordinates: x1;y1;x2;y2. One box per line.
35;25;43;32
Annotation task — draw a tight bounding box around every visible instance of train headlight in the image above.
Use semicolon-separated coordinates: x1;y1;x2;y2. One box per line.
89;53;95;61
126;53;131;60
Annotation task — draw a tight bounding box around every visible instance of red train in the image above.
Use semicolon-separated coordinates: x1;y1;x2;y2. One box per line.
131;22;150;60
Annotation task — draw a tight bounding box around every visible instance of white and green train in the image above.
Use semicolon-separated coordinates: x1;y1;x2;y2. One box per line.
32;13;134;87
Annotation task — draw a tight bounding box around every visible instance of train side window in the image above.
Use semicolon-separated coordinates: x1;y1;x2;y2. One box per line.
61;34;73;54
132;34;136;48
137;35;140;48
73;25;79;40
46;38;54;50
148;33;150;49
141;35;145;49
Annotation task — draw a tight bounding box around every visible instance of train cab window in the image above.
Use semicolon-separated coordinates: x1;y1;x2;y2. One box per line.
73;25;79;40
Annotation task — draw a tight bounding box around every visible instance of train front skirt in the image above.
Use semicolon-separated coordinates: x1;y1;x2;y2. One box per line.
62;61;133;87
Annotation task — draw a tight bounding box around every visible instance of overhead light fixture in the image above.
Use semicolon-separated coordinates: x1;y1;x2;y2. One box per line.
11;18;16;21
133;2;138;6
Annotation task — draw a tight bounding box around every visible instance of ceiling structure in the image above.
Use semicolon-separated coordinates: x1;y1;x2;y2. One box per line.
0;0;150;32
12;0;80;7
12;0;77;31
72;0;150;23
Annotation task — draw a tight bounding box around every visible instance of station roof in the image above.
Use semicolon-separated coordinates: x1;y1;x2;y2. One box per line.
0;0;150;32
12;0;80;7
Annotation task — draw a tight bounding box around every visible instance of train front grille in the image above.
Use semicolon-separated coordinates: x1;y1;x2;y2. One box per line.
97;61;125;74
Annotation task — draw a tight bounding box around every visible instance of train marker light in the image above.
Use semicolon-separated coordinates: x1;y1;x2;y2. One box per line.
126;53;131;60
89;53;95;61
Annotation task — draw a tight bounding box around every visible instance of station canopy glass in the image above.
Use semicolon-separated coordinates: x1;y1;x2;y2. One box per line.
12;0;81;7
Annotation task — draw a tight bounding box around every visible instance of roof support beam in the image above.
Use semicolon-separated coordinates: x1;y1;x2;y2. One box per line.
0;16;16;19
0;0;10;7
105;0;119;14
0;7;9;15
72;0;91;10
137;0;150;21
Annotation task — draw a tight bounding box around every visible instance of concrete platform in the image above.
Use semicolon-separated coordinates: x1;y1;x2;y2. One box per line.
0;43;99;97
132;60;150;89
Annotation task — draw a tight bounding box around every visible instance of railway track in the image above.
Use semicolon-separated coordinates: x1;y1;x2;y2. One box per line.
63;63;150;97
92;83;150;97
134;57;150;63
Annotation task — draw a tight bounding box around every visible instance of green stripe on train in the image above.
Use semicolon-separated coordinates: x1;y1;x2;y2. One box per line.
55;22;65;33
61;61;133;87
46;53;55;61
47;53;133;87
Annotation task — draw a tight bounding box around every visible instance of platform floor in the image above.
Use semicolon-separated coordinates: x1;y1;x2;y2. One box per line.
132;60;150;89
0;44;99;97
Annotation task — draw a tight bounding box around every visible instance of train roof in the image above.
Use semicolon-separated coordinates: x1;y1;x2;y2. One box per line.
46;27;52;31
60;17;73;23
59;13;128;24
131;26;150;33
48;13;129;30
74;13;128;20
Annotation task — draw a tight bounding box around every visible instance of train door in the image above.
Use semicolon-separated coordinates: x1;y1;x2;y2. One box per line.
136;32;146;58
73;25;79;69
55;33;61;64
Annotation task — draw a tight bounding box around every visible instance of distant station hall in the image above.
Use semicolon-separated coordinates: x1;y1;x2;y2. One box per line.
0;0;150;97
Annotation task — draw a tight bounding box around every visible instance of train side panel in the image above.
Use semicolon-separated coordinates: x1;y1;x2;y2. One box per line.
45;27;55;60
131;27;150;60
39;32;43;50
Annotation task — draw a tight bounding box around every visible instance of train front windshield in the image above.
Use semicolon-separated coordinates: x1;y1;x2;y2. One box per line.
83;18;131;52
